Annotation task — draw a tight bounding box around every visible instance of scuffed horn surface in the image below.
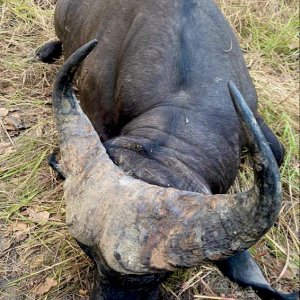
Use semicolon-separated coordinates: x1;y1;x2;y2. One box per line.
53;41;282;275
228;81;282;227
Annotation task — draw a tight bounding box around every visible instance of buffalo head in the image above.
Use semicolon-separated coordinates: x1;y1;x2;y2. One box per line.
51;40;282;299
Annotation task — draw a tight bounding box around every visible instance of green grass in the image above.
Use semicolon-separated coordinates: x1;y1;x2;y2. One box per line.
241;11;298;58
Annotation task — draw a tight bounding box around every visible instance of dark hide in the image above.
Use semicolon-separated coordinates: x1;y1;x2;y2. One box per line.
35;40;62;63
39;0;292;299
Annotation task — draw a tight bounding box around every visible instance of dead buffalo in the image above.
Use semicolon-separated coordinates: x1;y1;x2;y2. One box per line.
36;0;298;299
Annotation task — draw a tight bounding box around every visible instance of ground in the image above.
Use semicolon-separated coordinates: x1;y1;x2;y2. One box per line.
0;0;299;299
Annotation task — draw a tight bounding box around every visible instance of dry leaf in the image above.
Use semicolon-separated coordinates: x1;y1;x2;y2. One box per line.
34;277;57;295
10;221;30;243
15;233;28;243
3;112;25;131
11;221;28;232
31;255;45;269
0;107;9;117
3;124;17;131
10;221;29;242
0;238;12;254
27;208;50;222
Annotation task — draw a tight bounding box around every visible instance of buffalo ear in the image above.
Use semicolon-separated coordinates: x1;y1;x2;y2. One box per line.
256;115;286;167
48;149;66;179
217;250;299;300
35;40;63;63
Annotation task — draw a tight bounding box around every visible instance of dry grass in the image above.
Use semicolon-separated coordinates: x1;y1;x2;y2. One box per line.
0;0;299;299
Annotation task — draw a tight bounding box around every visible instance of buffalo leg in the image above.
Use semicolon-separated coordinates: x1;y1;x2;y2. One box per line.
216;250;299;300
257;115;285;167
35;40;62;63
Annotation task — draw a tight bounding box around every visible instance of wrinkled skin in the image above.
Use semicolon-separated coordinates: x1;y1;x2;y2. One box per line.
36;0;298;299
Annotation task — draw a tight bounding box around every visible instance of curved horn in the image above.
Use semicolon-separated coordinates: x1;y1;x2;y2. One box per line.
53;41;282;274
53;39;100;175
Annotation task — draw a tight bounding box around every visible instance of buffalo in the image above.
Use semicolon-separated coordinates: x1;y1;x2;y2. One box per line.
36;0;298;299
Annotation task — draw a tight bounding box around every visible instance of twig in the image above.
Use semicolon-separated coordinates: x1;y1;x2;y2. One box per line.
162;283;180;299
224;39;233;53
0;118;15;148
276;233;291;282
